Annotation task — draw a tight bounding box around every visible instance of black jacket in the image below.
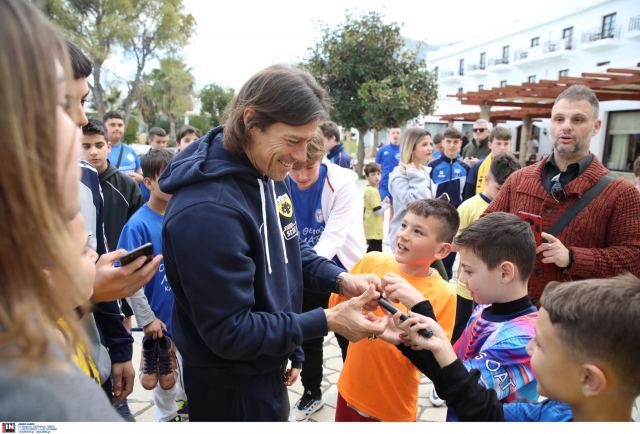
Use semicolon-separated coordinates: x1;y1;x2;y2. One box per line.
99;162;144;251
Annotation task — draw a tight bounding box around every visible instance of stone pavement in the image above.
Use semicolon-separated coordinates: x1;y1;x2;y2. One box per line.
127;330;447;422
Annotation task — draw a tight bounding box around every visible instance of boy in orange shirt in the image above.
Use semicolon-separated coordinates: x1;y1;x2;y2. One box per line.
330;198;458;421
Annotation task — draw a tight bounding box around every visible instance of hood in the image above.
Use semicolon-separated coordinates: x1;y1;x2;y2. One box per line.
159;126;260;194
99;161;119;182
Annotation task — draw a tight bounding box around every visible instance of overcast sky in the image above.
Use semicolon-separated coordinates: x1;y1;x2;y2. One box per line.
180;0;591;90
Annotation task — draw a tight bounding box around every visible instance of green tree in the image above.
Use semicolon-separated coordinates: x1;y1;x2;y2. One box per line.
199;83;235;128
38;0;195;121
305;12;437;174
146;57;195;141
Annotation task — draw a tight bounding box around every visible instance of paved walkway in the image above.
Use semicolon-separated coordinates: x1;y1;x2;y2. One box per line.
127;330;447;422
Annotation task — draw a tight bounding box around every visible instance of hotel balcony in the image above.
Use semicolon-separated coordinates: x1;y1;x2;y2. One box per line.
580;26;621;50
627;16;640;39
467;64;488;77
487;57;511;71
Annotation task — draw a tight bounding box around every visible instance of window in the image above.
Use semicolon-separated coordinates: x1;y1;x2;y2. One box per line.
459;58;465;76
479;52;486;69
502;45;510;64
562;26;574;49
478;84;484;91
602;13;616;38
528;75;537;83
500;80;507;87
603;110;640;171
458;87;464;94
558;69;569;78
531;37;540;47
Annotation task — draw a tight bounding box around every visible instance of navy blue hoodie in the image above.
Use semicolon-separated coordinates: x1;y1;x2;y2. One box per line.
159;127;344;375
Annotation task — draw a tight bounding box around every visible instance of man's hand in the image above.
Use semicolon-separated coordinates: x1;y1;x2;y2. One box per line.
143;319;167;339
111;361;135;402
394;312;457;368
92;249;162;302
325;288;386;342
339;273;382;310
536;232;570;268
283;367;301;386
127;171;143;183
381;272;426;309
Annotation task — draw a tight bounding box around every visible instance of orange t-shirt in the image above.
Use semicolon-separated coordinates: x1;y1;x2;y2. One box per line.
333;252;456;421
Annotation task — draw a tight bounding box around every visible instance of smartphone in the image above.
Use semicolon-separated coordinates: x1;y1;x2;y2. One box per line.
119;242;153;268
516;211;543;246
378;297;433;338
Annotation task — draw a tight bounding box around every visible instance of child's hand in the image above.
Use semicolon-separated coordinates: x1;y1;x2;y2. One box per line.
382;272;426;309
394;312;457;368
143;319;167;339
377;312;404;345
283;367;301;386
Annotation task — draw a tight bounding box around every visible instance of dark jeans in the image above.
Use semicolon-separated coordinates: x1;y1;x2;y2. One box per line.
451;295;473;344
366;239;382;253
183;363;289;421
300;288;331;395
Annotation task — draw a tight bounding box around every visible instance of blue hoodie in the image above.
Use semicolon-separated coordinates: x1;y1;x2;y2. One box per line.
158;126;344;375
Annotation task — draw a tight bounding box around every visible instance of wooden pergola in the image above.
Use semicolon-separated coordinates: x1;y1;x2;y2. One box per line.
438;63;640;163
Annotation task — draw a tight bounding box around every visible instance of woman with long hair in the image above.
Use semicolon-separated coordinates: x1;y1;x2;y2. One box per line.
0;0;120;420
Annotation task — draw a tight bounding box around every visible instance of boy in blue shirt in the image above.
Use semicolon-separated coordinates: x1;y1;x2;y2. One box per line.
118;149;185;422
375;127;402;203
104;111;142;183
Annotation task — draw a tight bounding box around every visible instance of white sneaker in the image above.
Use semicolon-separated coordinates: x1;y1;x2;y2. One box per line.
290;391;324;422
429;388;445;407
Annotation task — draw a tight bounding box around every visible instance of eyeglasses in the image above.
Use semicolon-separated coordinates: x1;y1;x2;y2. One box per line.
473;128;487;133
550;173;567;202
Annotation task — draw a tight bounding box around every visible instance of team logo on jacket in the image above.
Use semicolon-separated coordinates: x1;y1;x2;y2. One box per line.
315;209;324;224
276;193;293;218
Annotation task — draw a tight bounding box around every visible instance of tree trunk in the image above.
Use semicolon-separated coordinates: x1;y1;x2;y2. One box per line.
370;128;379;158
169;117;177;144
123;66;145;125
92;62;106;118
356;127;367;177
519;117;532;166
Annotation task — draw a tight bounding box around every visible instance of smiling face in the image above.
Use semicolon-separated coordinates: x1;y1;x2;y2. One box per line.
411;134;434;166
244;119;320;181
550;98;601;163
81;133;110;174
395;212;446;267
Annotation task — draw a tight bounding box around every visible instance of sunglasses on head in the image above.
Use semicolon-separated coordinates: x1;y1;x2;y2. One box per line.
473;128;487;133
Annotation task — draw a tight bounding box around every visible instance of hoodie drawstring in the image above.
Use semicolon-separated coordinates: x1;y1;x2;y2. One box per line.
258;179;272;274
270;180;288;265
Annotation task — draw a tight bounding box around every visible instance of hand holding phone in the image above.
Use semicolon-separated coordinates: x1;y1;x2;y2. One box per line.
516;211;543;246
378;296;433;338
119;243;154;268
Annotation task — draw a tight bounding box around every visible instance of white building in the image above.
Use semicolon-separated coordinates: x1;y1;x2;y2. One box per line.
423;0;640;173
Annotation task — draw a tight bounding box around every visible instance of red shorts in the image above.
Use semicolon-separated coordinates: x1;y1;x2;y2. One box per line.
335;392;379;422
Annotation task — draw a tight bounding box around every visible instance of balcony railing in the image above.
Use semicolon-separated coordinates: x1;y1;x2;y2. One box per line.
581;25;621;43
543;38;573;53
488;57;509;67
514;50;528;60
438;70;455;80
630;15;640;32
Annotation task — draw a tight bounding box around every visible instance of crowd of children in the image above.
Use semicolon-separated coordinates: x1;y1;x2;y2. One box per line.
1;0;639;424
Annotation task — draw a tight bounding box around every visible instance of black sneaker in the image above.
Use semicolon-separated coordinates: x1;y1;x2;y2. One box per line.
290;390;323;422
